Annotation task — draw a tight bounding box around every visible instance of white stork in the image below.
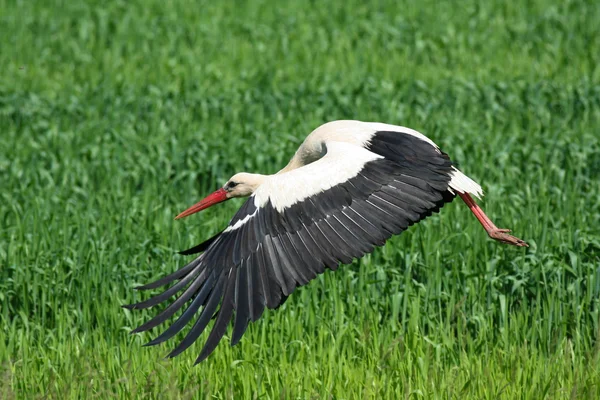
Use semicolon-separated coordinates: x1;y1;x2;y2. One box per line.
125;120;528;363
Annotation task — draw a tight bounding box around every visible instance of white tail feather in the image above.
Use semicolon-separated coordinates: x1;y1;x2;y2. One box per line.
448;167;484;199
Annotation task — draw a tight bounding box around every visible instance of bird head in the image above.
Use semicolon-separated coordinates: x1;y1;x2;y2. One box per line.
174;172;265;219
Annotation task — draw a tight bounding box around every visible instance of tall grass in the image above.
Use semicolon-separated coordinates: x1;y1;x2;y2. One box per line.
1;0;599;398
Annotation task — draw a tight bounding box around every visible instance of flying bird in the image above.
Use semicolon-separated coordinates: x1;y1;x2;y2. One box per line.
125;120;528;363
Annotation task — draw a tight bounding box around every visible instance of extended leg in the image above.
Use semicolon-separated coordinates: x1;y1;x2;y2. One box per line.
458;193;528;247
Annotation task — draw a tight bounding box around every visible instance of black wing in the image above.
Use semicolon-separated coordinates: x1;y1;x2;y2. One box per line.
125;131;455;363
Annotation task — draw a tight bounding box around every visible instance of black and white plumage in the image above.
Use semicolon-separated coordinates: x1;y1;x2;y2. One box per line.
125;120;527;363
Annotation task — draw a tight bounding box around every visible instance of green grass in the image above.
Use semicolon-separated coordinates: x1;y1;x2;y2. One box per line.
1;0;600;398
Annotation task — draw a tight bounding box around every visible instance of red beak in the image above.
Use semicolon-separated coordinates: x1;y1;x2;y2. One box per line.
174;188;229;220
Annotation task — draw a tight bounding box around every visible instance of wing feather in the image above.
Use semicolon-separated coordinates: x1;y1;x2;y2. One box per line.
195;269;238;363
166;273;227;358
248;251;266;321
231;260;250;346
144;269;220;346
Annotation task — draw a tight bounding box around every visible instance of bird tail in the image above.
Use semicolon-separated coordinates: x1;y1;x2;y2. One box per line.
448;167;484;199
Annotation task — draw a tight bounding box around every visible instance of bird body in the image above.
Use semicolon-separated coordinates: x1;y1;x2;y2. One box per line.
126;120;527;363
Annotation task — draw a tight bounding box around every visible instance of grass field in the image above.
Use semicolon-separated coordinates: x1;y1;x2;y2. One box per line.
2;0;600;398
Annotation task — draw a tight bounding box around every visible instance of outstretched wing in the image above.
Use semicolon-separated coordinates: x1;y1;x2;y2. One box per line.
126;132;461;363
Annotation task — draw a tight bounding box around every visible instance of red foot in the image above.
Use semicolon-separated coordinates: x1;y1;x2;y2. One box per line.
487;228;529;247
458;193;529;248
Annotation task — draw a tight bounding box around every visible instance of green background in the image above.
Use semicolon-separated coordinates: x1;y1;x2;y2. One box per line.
1;0;599;398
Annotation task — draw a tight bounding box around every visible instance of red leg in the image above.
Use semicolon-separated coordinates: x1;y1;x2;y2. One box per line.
458;193;528;247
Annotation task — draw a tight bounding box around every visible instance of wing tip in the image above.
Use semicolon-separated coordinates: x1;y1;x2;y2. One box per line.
194;350;211;365
177;248;199;256
143;339;160;347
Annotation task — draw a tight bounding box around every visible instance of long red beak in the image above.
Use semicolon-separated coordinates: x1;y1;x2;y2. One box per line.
174;188;229;220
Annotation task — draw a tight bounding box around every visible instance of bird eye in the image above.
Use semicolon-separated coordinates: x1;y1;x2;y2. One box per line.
227;181;239;189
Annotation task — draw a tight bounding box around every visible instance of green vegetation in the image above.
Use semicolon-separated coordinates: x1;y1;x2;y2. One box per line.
1;0;600;398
